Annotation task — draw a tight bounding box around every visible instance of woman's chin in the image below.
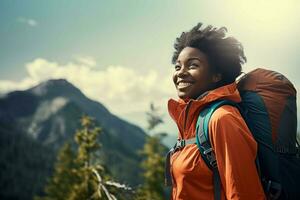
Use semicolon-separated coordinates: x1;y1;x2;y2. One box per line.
177;92;191;100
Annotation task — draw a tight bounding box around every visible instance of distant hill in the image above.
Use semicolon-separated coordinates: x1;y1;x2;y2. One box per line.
0;79;148;199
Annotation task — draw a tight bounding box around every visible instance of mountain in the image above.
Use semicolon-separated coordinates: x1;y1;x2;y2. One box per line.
0;122;55;200
0;79;148;199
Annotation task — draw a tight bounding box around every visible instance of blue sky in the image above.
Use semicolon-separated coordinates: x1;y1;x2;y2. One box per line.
1;0;300;135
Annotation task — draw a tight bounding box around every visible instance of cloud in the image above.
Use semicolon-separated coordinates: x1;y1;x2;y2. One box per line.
74;56;97;67
0;77;38;92
17;17;38;27
0;57;176;131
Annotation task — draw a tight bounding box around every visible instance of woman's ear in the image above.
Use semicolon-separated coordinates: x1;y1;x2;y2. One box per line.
212;73;222;83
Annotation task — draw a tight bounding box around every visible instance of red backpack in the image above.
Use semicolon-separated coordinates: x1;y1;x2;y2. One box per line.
195;68;300;200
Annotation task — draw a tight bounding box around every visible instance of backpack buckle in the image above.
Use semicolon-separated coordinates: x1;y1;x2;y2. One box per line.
203;147;213;155
203;148;217;168
209;159;217;168
266;180;282;200
176;139;185;149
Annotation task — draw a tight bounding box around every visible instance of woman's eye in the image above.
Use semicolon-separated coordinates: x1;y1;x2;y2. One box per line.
174;65;181;71
189;63;199;68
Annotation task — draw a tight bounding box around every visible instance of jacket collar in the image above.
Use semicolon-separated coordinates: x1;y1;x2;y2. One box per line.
168;82;241;139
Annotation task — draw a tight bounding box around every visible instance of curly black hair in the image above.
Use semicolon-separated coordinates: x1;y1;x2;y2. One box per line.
172;23;246;87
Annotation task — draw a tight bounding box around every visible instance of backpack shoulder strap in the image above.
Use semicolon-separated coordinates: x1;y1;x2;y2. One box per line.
195;100;238;200
195;99;238;167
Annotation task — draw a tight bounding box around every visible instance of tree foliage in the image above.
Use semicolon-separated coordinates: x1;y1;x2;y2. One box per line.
34;142;77;200
36;115;128;200
136;103;167;200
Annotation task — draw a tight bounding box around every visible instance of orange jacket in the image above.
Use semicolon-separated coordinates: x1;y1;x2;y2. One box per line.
168;83;266;200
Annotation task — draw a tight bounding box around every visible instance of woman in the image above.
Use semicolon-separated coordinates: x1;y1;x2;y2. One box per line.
167;23;266;200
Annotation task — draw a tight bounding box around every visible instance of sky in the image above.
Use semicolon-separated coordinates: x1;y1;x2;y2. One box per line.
1;0;300;136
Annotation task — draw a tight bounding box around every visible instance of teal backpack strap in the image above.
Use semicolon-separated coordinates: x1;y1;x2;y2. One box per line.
165;137;197;186
195;100;237;200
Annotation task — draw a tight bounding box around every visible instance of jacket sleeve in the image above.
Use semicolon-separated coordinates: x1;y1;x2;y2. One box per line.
209;105;266;200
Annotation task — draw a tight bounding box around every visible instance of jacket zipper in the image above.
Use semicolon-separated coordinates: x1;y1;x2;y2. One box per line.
183;101;193;132
171;100;193;199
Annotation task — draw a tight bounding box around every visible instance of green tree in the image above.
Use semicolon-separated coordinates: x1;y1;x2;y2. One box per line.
136;103;167;200
67;115;103;200
35;142;77;200
36;115;123;200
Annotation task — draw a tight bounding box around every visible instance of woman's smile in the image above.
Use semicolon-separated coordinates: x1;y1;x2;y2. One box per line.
176;81;194;89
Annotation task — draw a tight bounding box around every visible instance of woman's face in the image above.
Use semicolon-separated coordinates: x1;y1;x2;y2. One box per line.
173;47;219;100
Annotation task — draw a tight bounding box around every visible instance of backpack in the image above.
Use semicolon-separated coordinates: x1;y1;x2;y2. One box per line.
195;68;300;200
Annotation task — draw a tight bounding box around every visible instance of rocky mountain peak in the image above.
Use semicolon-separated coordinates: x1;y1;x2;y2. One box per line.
28;79;84;98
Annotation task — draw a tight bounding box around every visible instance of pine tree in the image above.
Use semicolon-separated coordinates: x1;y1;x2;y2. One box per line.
68;115;132;200
136;103;167;200
67;115;103;200
34;142;77;200
36;115;123;200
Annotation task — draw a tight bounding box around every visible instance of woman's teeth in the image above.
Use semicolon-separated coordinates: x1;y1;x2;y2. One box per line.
177;82;192;88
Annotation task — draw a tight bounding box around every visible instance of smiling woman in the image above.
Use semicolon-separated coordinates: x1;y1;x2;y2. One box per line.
166;23;266;200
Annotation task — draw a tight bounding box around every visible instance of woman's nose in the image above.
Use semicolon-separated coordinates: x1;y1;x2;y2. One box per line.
177;66;189;77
